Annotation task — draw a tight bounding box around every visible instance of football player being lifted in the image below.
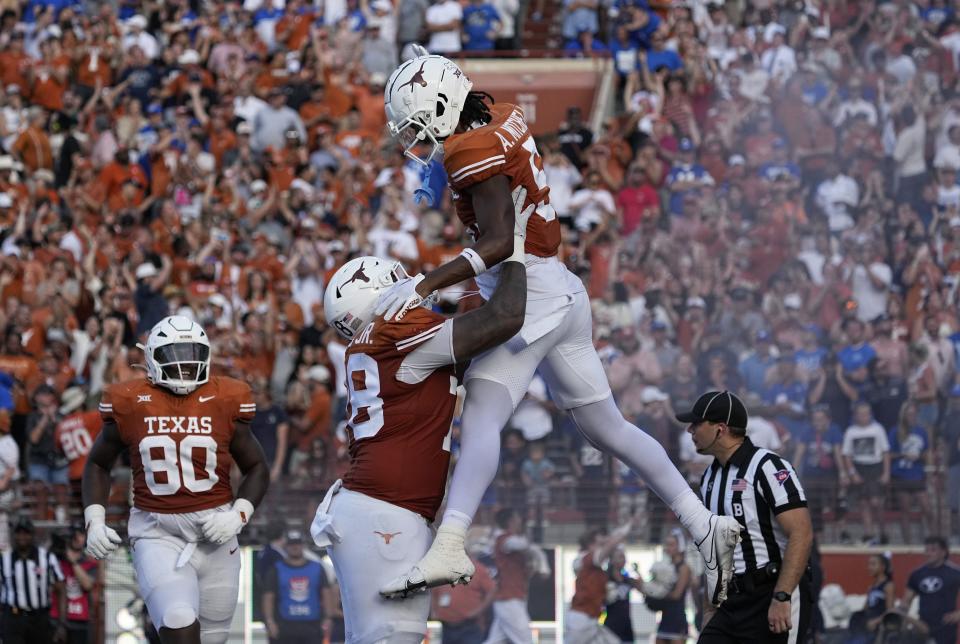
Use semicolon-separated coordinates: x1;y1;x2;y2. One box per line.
310;190;532;643
376;51;741;605
82;316;269;644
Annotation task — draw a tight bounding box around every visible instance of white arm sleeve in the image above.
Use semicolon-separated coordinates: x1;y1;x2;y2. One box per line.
396;319;457;385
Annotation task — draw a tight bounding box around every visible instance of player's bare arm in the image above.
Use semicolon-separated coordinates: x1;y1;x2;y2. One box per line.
227;420;269;509
82;419;125;509
415;174;517;298
81;420;125;559
450;259;526;360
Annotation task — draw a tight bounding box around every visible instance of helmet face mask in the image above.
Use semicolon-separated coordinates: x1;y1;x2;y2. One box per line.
138;316;211;395
389;112;445;166
154;343;210;382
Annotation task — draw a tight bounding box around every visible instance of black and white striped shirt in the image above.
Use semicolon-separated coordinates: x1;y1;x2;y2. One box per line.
0;547;64;611
700;437;807;574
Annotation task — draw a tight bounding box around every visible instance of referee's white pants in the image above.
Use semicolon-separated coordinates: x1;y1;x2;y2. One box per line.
482;599;532;644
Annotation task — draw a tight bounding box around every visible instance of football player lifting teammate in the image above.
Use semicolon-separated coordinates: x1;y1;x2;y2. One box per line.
375;49;742;605
81;316;269;644
310;188;533;643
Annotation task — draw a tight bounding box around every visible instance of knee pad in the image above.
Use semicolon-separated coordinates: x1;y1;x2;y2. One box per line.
161;603;198;630
374;634;428;644
199;585;237;643
199;626;230;644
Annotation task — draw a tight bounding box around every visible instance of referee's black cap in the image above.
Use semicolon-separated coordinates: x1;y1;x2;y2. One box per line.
675;390;749;429
13;517;34;534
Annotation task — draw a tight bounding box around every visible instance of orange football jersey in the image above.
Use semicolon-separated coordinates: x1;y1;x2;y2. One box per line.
342;307;458;522
99;376;256;514
443;103;560;258
493;533;530;601
55;411;103;481
570;552;608;618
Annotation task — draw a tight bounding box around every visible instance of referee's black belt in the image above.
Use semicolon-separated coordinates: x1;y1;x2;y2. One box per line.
729;562;780;595
3;605;50;615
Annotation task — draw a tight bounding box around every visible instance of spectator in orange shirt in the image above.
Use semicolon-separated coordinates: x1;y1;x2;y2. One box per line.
0;32;30;91
97;149;147;201
11;108;53;172
487;508;550;643
0;330;39;415
431;553;496;644
291;365;332;471
29;37;70;113
275;0;315;51
53;385;101;501
565;518;638;644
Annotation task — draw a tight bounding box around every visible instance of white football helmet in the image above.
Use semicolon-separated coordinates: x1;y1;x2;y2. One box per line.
384;53;473;166
137;316;211;395
324;257;411;339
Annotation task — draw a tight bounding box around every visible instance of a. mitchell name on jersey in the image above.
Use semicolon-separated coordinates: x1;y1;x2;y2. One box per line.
144;416;214;435
493;108;527;152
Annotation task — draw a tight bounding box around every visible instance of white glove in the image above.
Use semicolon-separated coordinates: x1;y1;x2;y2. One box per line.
511;185;536;241
507;185;537;263
84;505;122;560
201;499;254;545
374;273;435;322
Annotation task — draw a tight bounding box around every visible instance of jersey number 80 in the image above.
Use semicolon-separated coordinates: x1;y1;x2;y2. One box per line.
139;435;219;496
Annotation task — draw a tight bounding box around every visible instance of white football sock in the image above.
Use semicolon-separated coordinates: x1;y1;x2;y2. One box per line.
569;396;712;540
441;379;516;531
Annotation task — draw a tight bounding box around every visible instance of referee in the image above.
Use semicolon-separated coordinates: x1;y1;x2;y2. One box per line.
0;518;67;643
677;391;813;644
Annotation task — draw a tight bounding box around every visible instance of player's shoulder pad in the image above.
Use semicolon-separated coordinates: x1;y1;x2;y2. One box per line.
374;308;448;354
99;378;150;420
444;127;507;191
209;375;252;398
209;376;257;421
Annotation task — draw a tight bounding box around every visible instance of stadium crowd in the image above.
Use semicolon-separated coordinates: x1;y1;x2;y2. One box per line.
0;0;956;573
1;0;960;641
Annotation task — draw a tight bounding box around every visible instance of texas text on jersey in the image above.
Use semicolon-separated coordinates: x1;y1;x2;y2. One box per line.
444;103;560;259
98;376;256;514
342;307;458;522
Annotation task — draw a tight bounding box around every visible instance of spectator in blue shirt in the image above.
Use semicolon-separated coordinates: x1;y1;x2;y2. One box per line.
564;32;608;55
889;401;930;543
838;318;877;374
904;537;960;644
0;373;13;413
666;138;714;215
262;530;333;643
561;0;598;43
23;0;81;22
763;355;810;440
618;3;659;49
863;358;908;431
739;329;777;394
609;25;639;79
118;47;162;108
644;31;683;72
462;0;501;51
758;138;802;187
794;326;828;382
793;406;844;535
